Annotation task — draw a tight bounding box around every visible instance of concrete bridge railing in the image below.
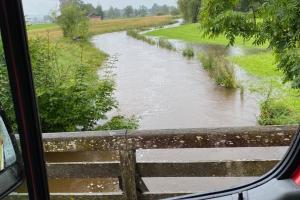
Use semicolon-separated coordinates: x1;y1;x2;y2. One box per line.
8;125;299;200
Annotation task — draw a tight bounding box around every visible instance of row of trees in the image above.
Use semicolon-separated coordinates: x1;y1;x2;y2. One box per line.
56;0;179;21
104;4;179;19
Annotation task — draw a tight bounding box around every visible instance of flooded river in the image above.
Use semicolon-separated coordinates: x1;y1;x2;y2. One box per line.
92;31;260;130
17;27;271;195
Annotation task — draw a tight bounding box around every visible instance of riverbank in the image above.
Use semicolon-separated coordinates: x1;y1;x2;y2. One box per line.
27;15;174;80
25;16;174;131
146;23;300;125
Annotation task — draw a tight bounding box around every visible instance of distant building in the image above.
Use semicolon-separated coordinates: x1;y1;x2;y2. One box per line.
88;13;102;21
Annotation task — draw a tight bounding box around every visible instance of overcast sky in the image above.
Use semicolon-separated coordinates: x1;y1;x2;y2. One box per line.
22;0;177;17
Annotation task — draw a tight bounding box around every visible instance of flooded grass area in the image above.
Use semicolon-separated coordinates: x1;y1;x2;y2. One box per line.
92;31;259;129
146;23;268;49
145;22;300;126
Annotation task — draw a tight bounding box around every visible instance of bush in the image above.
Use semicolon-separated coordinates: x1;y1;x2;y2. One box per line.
199;53;237;88
97;115;139;130
30;37;118;132
158;38;176;51
212;58;237;88
257;87;300;125
57;2;89;39
198;52;214;70
259;98;293;125
182;47;194;58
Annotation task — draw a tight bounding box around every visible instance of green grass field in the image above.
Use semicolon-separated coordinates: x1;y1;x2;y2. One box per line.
146;23;267;48
27;23;59;31
229;52;282;78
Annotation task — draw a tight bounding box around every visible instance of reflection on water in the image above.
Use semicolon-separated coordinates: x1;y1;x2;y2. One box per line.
92;31;260;130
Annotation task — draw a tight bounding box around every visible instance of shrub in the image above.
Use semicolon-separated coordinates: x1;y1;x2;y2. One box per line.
199;53;237;88
158;38;176;51
56;2;89;39
30;37;118;132
259;98;293;125
212;58;237;88
182;47;194;58
97;115;139;130
258;87;300;125
198;52;214;70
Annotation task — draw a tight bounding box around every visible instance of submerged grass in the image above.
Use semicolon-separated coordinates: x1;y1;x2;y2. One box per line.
199;53;237;89
182;47;194;58
158;38;176;51
230;52;300;125
127;30;156;45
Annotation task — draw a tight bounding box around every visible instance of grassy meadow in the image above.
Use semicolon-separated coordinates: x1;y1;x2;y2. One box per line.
28;16;173;40
146;23;268;48
27;15;173;79
28;15;173;70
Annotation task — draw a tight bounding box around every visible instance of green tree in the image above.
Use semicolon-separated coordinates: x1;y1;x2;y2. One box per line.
200;0;300;88
57;1;89;39
95;5;104;19
178;0;201;23
137;6;148;17
124;6;134;18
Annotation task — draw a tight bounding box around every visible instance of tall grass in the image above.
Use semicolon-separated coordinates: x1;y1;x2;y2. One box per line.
158;38;176;51
198;53;238;88
258;85;300;125
182;47;194;58
28;15;173;41
127;30;156;45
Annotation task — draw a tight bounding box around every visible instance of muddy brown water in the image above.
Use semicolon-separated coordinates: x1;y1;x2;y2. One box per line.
92;31;260;130
18;30;272;195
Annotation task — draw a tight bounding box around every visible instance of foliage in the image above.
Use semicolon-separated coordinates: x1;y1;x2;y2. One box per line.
0;41;15;128
177;0;201;23
57;1;89;39
127;30;156;45
198;52;214;70
182;47;195;58
199;53;238;88
258;86;300;125
95;5;104;19
124;6;134;18
200;0;300;88
213;58;237;88
97;116;139;131
104;4;175;19
28;37;117;132
158;38;176;51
